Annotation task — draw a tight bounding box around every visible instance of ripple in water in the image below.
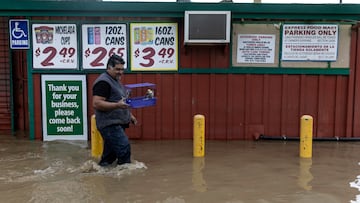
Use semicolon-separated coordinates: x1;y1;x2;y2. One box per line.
350;164;360;203
2;159;147;183
68;159;148;177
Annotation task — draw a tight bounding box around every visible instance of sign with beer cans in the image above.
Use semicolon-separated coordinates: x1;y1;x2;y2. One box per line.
32;24;78;69
130;23;178;71
82;24;128;69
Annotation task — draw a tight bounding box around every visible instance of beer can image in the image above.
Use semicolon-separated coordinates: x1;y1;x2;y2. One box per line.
134;27;140;45
140;27;147;45
94;27;101;45
87;27;94;45
147;27;154;44
35;27;41;44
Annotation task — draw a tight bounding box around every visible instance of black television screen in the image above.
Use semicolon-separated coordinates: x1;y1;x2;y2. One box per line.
184;11;231;44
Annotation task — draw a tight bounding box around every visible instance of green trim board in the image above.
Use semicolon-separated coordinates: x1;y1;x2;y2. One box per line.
27;44;35;140
179;68;349;75
32;67;349;75
8;42;14;134
1;2;360;21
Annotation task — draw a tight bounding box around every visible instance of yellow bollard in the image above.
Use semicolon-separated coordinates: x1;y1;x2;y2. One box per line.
300;115;313;158
91;115;103;158
193;114;205;157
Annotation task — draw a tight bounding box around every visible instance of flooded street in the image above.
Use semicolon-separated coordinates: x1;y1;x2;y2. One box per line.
1;135;360;203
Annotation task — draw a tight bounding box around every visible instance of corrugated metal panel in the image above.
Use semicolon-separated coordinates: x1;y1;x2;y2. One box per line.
12;51;28;132
352;27;360;137
0;17;11;134
84;72;352;140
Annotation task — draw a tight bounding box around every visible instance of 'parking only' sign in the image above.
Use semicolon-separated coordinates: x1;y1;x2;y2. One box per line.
9;19;30;49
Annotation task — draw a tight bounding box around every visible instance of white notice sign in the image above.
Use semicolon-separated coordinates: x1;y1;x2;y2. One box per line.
237;34;275;64
281;24;338;61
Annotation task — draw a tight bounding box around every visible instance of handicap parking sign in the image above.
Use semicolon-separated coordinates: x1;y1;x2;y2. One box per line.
9;19;30;49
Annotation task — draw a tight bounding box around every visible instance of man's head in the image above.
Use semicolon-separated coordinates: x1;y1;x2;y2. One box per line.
106;54;125;79
107;54;125;69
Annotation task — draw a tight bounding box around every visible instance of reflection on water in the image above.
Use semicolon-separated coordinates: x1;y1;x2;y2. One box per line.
1;136;360;202
192;157;207;192
298;158;313;191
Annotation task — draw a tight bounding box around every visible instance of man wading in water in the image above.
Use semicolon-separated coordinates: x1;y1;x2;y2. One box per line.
92;54;137;167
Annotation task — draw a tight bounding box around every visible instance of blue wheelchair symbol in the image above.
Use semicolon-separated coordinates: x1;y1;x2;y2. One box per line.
12;22;27;39
9;19;29;49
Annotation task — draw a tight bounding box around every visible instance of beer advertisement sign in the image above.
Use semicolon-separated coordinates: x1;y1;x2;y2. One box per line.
32;24;78;69
130;23;178;71
82;24;128;69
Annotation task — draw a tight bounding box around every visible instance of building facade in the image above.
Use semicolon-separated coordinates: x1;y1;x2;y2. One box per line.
1;1;360;140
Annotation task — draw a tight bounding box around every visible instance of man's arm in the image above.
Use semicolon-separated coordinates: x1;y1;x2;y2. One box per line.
92;95;129;111
92;81;129;111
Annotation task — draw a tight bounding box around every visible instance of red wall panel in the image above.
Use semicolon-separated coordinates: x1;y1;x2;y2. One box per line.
178;75;193;139
317;76;336;137
228;74;246;139
352;29;360;136
33;71;355;140
264;75;282;137
334;76;348;137
0;17;11;134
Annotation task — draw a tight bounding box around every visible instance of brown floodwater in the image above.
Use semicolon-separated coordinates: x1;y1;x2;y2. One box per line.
0;135;360;203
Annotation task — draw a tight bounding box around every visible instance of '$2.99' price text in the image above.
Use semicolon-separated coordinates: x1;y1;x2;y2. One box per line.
35;47;76;66
134;47;174;67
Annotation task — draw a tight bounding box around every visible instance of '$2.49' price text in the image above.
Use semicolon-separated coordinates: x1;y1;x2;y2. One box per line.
35;46;76;67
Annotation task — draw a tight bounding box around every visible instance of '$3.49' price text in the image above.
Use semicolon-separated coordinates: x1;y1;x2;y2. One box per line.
134;47;174;67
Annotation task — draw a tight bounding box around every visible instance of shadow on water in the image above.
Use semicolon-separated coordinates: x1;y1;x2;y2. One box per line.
1;135;360;203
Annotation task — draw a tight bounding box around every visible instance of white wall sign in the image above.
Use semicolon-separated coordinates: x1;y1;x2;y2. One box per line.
237;34;276;64
32;24;78;69
281;24;338;61
130;23;178;71
41;75;88;141
82;24;128;69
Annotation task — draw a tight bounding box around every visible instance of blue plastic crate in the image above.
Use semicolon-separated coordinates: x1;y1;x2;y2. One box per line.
125;83;156;108
126;97;157;108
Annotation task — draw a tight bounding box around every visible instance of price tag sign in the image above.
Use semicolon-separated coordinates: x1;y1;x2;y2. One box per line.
32;24;78;69
130;23;178;71
82;24;127;69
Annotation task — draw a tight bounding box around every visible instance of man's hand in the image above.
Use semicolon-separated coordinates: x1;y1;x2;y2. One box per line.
118;99;130;109
131;114;137;125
